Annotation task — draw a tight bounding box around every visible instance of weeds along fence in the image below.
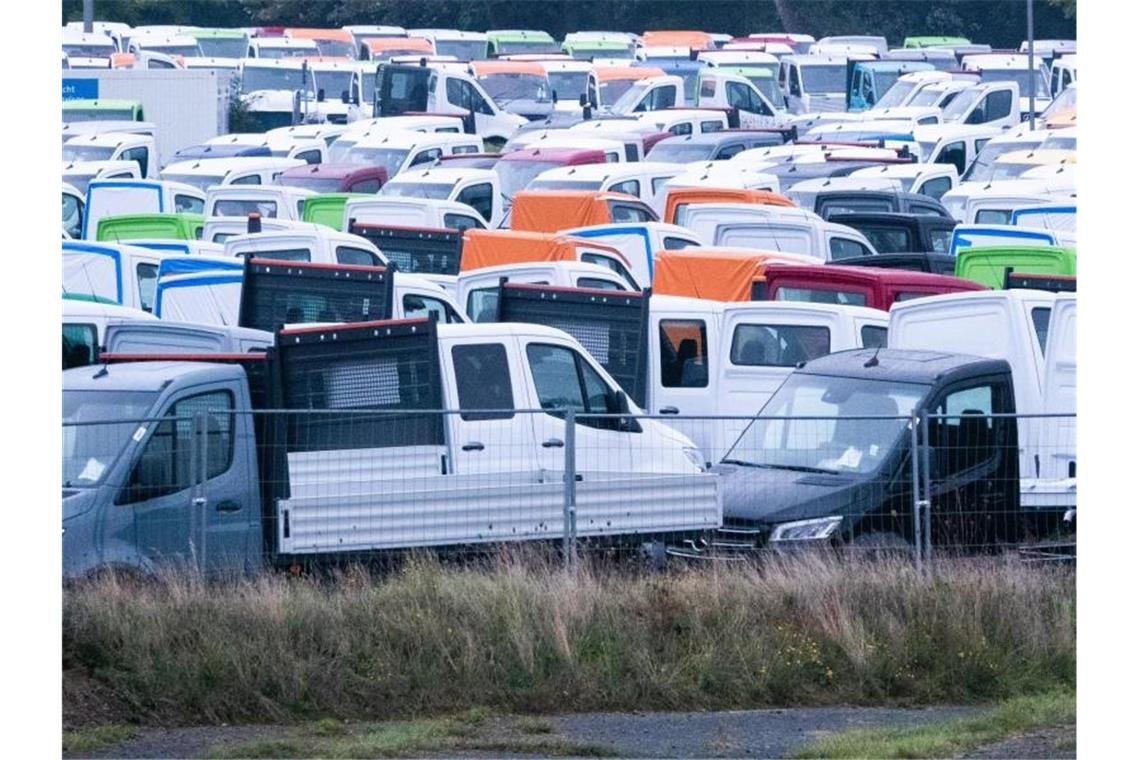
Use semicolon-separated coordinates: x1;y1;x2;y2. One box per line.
62;407;1076;576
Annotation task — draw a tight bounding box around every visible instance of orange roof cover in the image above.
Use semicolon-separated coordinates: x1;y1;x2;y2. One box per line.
286;28;353;42
653;249;816;301
510;190;630;233
364;37;433;53
460;229;628;272
642;30;714;49
594;66;665;82
471;60;546;77
663;188;796;224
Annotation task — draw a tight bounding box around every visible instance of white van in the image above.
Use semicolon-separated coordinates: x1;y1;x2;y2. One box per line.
204;185;315;221
159;157;306;193
379;168;504;227
344;131;483;179
680;203;878;261
82;179;206;240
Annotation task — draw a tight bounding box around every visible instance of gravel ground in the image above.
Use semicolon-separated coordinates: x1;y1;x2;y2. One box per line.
65;705;992;759
962;725;1077;759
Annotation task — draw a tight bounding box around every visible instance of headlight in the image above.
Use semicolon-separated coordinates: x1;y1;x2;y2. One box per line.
770;515;843;542
682;446;707;471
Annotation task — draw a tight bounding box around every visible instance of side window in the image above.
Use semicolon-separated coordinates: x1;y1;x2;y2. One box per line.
726;81;750;109
451;343;514;420
919;176;952;200
623;143;640;162
789;67;802;97
700;120;724;132
443;213;483;232
936;141;967;175
700;78;717;98
652;85;677;109
122;146;148;177
466;287;499;323
1031;307;1052;354
410;148;442;166
456;182;494;222
295;150;322;165
829;237;873;261
403;293;463;324
119;391;234;504
930;383;999;477
975;209;1011;225
730;324;831;367
929;228;953;253
659;320;708;388
608;179;640;198
581;252;637;289
608;202;654;223
576;277;622;290
256;247;311;262
62;324;98;369
230;174;260;185
662;236;697;250
350;178;382;194
446;77;468;109
668;122;692;136
62;193;83;238
860;325;888;348
335;246;380;266
136;262;158;312
174;194;204;214
983;89;1013;120
526;343;586;414
452;144;479;155
748;87;771;115
604;152;621;163
651;176;671;195
715;143;745;160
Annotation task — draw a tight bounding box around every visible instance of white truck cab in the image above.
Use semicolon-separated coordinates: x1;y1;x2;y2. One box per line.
63;132;157;179
848;162;960;200
460;261;631;321
778;55;850;114
681;203;878;261
344;130;482;179
247;37;318;59
938;81;1022;130
159;157;306;193
529;162;687;207
204;132;328;164
202;217;322;244
204;185;315;221
223;228;386;266
911;123;1004;175
63;160;142;194
960;53;1051;118
380;167;504;227
343;196;488;232
558;222;703;287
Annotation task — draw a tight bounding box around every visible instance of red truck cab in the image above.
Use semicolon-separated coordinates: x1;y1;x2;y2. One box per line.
495;147;608;199
276;164;389;194
757;264;986;311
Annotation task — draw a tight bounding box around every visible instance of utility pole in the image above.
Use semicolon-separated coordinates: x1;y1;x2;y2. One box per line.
83;0;94;34
1027;0;1035;129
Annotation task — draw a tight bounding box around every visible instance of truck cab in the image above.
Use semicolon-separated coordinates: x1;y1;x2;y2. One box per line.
63;133;157;179
276;163;388;194
469;60;554;121
159;158;306;193
343;130;483;180
380;167;503;226
63;297;157;369
678;202;877;262
343;196;488;233
528;162;686;207
460;262;631;321
63;241;169;313
63;160;142;195
759;262;985;309
847;61;935;111
223;227;385;266
778;55;851;114
205;185;315;221
825;212;957;255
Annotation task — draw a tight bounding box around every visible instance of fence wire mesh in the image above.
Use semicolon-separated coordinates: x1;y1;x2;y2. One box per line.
61;407;1076;577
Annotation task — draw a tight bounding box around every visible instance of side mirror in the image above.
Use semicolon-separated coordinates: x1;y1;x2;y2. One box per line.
552;89;558;104
317;88;326;102
579;93;588;107
340;89;350;104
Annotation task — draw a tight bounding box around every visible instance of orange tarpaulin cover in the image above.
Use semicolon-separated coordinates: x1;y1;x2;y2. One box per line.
363;37;433;53
664;187;796;224
460;229;629;272
641;30;714;49
593;66;665;82
470;60;546;77
510;191;631;233
652;248;818;301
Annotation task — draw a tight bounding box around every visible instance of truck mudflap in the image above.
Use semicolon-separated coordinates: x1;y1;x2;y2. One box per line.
277;451;721;554
238;257;396;333
348;223;464;276
495;283;651;408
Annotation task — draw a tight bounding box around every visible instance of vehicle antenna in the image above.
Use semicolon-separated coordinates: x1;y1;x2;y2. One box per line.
863;345;881;367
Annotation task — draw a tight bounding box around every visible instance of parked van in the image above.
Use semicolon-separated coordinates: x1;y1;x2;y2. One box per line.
344;131;482;179
82;179;206;240
380;167;503;226
63;241;171;313
587;66;666;110
223;227;386;266
778;55;851;114
63;183;85;239
663;187;795;225
297;193;369;229
343;196;488;232
679;203;876;261
204;185;315;221
63;132;157;180
63;160;142;195
160;158;306;193
460;229;639;289
469;61;553;120
276;163;388;194
460;261;631;321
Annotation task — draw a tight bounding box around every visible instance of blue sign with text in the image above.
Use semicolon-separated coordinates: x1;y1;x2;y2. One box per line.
62;78;99;101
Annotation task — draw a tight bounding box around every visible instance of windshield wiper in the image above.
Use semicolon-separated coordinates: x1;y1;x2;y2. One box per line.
753;463;842;475
721;458;761;468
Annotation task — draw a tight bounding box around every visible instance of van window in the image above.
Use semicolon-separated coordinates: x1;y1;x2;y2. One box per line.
608;201;655;224
669;122;692;136
453;144;480;154
466;287;499;322
580;252;638;289
919;176;952;199
604;151;621;163
119;390;234;504
662;236;697;250
452;344;514;420
935;141;967;175
929;227;952;253
651;176;671;195
443;212;483;231
335;246;380;266
404;293;463;324
229;174;260;185
930;382;999;477
62;193;83;238
349;177;381;193
136;262;158;312
174;194;204;214
730;324;831;367
858;226;912;254
122;146;149;178
577;277;622;290
975;209;1011;225
609;179;640;198
623;144;640;162
253;247;311;262
715;143;745;160
215;199;277;218
212;232;236;243
1031;307;1052;354
411;148;443;167
700;120;724;132
295;150;322;165
700;78;717;98
860;325;888;348
62;324;98;369
774;286;868;307
525;343;627;431
659;320;708;388
829;237;874;260
456;182;494;221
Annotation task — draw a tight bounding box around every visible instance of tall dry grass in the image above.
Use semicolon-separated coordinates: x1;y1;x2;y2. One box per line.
63;553;1075;725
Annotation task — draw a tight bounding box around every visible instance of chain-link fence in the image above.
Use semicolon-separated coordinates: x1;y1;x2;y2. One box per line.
62;408;1076;578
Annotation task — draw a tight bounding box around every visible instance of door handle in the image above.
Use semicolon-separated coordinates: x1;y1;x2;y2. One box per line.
541;438;564;448
215;499;241;513
659;406;679;415
462;441;485;452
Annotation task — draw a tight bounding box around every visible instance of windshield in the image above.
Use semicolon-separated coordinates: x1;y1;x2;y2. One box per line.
382;182;453;199
63;390;159;487
436;39;488;61
63;108;136;124
723;373;928;474
548;71;589;101
313;70;355;98
195;37;247;58
961;139;1043;181
258;46;314;60
942;88;982;121
160;173;224;192
62;144;115;162
1039;134;1076;150
646;142;714;163
241;66;311;94
988;161;1040;181
495;40;559;55
978;68;1049;99
279;175;342;192
529;179;602;192
874;79;918;109
312;39;355;58
871;70;904;96
801;65;847;94
63;43;115;57
478;73;551;103
140;43;202;57
748;75;786;109
910;86;952;108
610;80;653;112
345;147;410;177
495;159;563;198
600;78;643;107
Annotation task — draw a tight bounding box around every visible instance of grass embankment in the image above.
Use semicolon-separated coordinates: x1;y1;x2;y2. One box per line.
794;688;1075;758
63;554;1075;726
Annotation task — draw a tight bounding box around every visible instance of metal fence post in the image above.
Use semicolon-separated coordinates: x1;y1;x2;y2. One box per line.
562;408;577;571
192;411;210;574
910;412;923;573
921;410;933;569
